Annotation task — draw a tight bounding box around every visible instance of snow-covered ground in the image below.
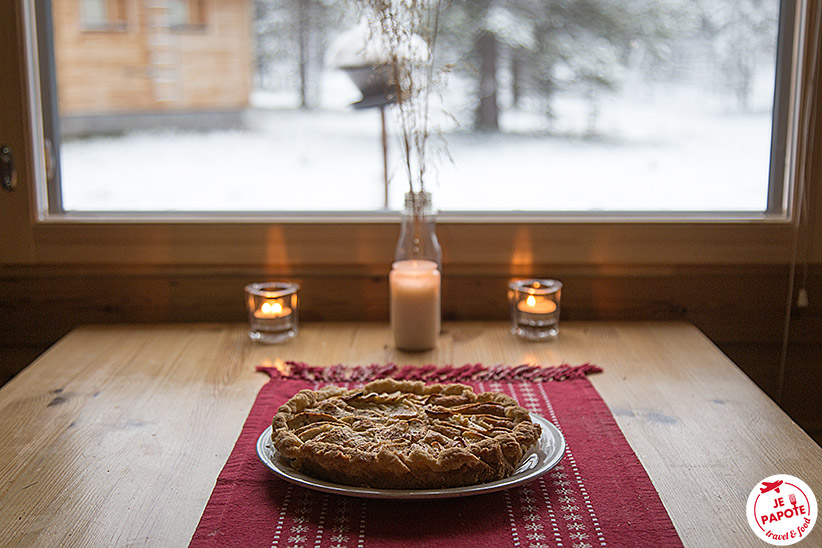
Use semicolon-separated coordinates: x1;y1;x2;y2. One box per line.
59;68;776;213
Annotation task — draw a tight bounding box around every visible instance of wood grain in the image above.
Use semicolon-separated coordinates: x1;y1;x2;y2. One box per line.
52;0;251;114
0;322;819;547
2;263;817;346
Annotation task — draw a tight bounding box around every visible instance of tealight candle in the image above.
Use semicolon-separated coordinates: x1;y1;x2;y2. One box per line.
390;260;440;351
254;301;291;319
509;279;562;341
517;294;558;315
245;282;300;344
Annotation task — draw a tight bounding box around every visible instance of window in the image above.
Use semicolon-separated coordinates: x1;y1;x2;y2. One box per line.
80;0;126;31
168;0;206;30
1;0;817;311
28;0;808;218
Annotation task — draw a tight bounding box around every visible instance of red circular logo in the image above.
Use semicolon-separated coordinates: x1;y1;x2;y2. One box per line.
747;475;817;545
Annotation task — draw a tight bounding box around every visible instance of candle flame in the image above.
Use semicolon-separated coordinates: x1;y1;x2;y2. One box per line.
526;295;536;307
261;301;283;315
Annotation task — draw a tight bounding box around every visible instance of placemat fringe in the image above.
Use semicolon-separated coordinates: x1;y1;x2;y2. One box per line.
257;362;601;383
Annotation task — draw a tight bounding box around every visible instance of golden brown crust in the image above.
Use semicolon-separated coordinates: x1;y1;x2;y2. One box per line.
270;379;541;489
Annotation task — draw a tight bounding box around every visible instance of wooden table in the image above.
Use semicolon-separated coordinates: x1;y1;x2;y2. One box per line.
0;322;819;547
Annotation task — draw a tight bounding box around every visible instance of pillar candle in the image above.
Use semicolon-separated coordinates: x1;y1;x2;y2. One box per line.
390;260;440;351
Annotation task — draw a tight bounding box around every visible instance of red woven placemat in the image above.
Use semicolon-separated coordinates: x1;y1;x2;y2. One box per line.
189;363;683;548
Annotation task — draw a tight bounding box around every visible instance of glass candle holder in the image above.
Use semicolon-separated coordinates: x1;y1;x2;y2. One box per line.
245;282;300;344
390;260;441;351
508;279;562;341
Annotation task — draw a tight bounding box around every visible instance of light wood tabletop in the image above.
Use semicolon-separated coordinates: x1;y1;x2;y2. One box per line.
0;321;819;547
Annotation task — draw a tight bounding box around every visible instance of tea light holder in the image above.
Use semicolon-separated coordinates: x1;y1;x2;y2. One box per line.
245;282;300;344
508;279;562;341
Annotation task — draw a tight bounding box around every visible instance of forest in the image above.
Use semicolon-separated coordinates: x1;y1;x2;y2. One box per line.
254;0;779;130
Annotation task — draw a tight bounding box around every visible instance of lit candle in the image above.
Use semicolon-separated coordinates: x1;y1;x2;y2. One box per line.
254;300;291;319
390;260;440;351
245;281;300;344
508;279;562;341
517;294;557;314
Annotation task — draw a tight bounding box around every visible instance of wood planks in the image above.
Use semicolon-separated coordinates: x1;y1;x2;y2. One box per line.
52;0;252;115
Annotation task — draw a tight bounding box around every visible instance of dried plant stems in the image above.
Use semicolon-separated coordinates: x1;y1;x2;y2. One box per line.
358;0;443;204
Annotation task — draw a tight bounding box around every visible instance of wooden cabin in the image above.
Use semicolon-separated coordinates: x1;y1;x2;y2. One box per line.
52;0;252;134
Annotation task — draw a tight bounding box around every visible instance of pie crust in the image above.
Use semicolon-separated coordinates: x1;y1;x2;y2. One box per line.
270;379;542;489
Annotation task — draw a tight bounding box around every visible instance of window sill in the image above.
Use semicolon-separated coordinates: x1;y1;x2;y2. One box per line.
18;210;798;269
37;209;792;225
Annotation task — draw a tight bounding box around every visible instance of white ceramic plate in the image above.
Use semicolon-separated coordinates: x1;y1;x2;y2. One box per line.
256;412;565;499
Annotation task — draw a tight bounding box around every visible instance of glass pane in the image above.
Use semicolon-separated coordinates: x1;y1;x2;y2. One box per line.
50;0;785;213
80;0;108;27
167;0;188;27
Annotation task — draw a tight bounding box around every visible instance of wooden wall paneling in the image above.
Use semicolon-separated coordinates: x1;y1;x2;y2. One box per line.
1;263;812;343
0;347;46;386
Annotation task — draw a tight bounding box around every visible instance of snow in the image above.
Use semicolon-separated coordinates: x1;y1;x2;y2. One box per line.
326;20;430;68
59;66;776;213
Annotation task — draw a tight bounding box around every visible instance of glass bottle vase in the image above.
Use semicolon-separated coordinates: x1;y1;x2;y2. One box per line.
394;191;442;268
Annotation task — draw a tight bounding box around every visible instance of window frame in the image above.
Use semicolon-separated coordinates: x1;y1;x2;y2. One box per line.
41;0;799;220
3;0;819;272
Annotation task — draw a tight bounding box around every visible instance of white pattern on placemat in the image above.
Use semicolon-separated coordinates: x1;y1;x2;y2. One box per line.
271;484;294;547
490;380;571;548
312;493;329;547
289;488;313;546
534;381;607;548
536;475;564;547
515;382;570;548
520;485;553;548
327;496;351;548
483;381;541;548
516;383;543;414
356;499;366;548
504;489;523;547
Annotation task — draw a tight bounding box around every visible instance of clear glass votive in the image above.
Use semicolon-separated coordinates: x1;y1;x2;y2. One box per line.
245;282;300;344
508;279;562;341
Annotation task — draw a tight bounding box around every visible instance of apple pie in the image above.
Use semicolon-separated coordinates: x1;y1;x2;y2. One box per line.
270;378;542;489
